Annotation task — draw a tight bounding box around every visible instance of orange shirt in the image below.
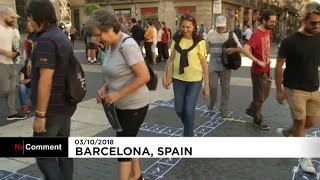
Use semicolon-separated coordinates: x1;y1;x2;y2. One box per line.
144;27;154;42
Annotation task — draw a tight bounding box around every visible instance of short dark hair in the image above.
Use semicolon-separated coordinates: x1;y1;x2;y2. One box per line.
131;18;136;23
162;21;166;26
148;21;153;26
26;0;57;27
259;9;277;23
246;24;250;28
86;9;121;34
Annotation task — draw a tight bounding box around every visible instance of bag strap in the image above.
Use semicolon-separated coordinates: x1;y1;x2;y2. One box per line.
118;36;132;60
119;37;155;78
228;31;234;40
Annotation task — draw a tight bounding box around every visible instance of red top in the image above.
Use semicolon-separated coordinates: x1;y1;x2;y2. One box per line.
247;29;271;74
161;27;170;44
24;40;30;59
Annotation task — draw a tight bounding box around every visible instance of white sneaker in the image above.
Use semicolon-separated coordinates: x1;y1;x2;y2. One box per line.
276;128;285;137
300;158;316;174
275;128;292;137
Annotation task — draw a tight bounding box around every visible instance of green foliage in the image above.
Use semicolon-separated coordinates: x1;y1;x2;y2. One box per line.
84;3;100;16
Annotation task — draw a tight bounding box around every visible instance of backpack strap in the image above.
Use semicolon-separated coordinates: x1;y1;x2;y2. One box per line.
119;36;155;80
228;31;234;40
119;36;132;58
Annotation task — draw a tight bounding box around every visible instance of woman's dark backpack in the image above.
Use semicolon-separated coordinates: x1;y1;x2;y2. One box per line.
221;31;242;70
65;53;87;105
145;63;158;90
120;37;158;91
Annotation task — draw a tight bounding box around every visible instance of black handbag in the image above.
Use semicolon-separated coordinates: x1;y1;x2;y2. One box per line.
221;31;242;70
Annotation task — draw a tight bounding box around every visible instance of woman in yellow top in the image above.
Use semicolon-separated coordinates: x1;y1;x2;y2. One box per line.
164;14;209;137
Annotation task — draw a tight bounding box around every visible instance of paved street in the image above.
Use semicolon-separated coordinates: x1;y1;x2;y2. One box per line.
0;40;319;180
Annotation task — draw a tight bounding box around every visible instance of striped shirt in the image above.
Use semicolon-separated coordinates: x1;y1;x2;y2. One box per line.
31;24;75;116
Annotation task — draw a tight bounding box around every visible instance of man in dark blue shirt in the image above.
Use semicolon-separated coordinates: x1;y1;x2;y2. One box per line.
27;0;76;179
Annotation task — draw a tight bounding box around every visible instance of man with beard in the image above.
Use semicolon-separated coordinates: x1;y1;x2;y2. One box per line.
241;9;277;130
275;2;320;173
0;8;27;120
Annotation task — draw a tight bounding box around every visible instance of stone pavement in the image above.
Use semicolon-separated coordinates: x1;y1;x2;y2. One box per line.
0;40;319;180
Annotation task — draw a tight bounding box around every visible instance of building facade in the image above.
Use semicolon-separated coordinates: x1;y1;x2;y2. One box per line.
70;0;260;34
2;0;60;33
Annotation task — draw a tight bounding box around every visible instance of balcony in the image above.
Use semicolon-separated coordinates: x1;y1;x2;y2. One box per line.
248;0;257;7
223;0;258;8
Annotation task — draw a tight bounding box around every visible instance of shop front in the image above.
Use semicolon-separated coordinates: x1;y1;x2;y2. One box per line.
175;6;196;27
141;8;158;28
114;9;132;28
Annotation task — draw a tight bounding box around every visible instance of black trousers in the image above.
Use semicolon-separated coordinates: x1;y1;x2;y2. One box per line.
144;42;153;64
34;106;76;180
157;42;163;61
162;43;169;60
116;105;149;162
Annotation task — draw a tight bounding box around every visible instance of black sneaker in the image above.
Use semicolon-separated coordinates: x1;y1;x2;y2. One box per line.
7;113;27;121
221;111;230;118
245;109;254;118
253;121;270;130
93;60;100;64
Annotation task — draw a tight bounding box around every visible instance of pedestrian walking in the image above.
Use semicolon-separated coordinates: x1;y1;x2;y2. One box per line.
161;21;170;61
206;15;242;117
275;2;320;174
163;14;209;137
156;22;164;62
144;21;154;64
24;21;37;61
152;22;157;64
130;18;144;50
241;9;277;130
27;0;77;179
70;26;77;45
243;24;253;43
0;7;27;121
88;9;150;180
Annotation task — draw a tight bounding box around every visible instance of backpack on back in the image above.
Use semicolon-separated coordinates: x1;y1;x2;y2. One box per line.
221;31;242;70
65;53;87;105
120;37;158;91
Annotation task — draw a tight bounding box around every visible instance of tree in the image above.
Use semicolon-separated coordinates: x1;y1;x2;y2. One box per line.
84;3;100;16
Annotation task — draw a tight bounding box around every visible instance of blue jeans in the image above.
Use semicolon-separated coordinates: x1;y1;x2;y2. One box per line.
173;79;202;137
18;84;31;107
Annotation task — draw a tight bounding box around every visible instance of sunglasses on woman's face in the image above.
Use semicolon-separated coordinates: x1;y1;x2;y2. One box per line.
180;15;194;21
